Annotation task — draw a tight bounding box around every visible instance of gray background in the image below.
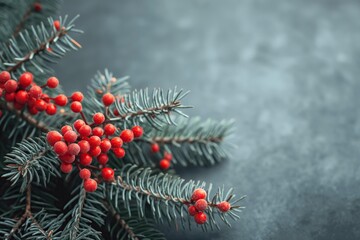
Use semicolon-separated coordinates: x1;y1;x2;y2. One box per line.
56;1;360;239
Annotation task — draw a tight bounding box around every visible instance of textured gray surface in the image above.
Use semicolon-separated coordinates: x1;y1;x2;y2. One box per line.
56;1;360;239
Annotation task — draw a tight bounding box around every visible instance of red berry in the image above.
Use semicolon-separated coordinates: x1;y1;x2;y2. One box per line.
78;140;90;153
29;85;42;99
101;167;114;181
54;94;68;106
46;103;57;115
34;2;42;11
79;125;92;137
104;124;116;136
164;152;172;161
18;72;33;88
151;143;160;153
4;92;15;102
70;101;82;113
46;77;59;88
194;212;207;224
93;112;105;124
35;99;47;111
60;163;73;173
71;91;84;102
102;93;115;106
159;159;170;170
15;90;28;104
0;71;10;84
67;143;80;155
84;178;97;192
73;119;85;131
79;153;93;165
53;20;61;31
88;136;101;147
89;146;101;157
113;147;125;158
110;137;123;148
120;129;134;143
79;168;91;180
61;125;72;135
188;205;198;216
28;106;38;115
13;102;24;110
113;108;120;116
217;201;231;213
58;153;75;164
191;189;207;202
97;153;109;165
92;127;104;137
53;141;68;156
194;199;208;211
4;80;18;93
46;131;62;146
63;130;77;143
100;139;111;152
131;126;143;138
41;93;50;102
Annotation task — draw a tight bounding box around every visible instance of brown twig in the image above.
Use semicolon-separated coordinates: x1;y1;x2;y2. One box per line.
12;2;36;39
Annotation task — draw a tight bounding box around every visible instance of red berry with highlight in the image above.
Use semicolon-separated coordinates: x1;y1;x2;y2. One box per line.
194;199;208;211
100;139;111;152
60;163;72;173
92;127;104;137
47;77;59;88
35;99;47;111
101;167;114;181
88;136;101;147
151;143;160;153
0;71;10;84
131;125;143;138
89;146;101;157
93;112;105;124
79;125;92;137
120;129;134;143
113;147;125;158
79;169;91;180
29;85;42;98
84;178;97;192
4;92;15;102
102;93;115;106
73;119;85;131
15;90;28;104
70;101;82;112
188;205;198;216
4;80;18;93
97;153;109;165
54;94;68;106
217;201;231;213
64;130;77;143
78;140;90;153
67;143;80;155
58;153;75;164
104;124;116;136
53;20;61;31
19;72;33;88
79;153;92;165
194;212;207;225
110;137;123;148
46;103;57;115
159;159;170;170
61;125;72;135
191;188;207;202
71;91;83;102
46;131;63;146
53;141;68;156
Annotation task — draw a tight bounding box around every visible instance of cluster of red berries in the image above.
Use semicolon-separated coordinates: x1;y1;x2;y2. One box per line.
0;71;67;115
46;111;144;192
150;143;173;170
187;188;231;224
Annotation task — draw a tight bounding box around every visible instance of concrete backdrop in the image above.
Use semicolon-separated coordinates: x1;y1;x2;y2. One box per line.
56;1;360;239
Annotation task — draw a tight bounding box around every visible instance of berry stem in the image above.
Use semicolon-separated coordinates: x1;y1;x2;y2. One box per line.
79;111;89;125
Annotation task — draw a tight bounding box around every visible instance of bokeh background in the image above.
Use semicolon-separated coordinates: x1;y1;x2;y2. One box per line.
55;1;360;239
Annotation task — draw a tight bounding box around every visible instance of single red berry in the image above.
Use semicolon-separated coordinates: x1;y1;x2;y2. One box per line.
191;188;207;202
188;205;198;216
61;125;73;135
89;146;101;157
131;126;143;138
13;102;24;110
194;212;207;224
194;199;208;211
34;2;42;11
60;163;73;173
151;143;160;153
159;159;170;170
58;153;75;164
101;167;114;181
29;85;42;99
0;71;10;84
97;153;109;165
104;124;116;136
73;119;85;131
100;139;112;152
113;108;120;116
92;127;104;137
28;106;38;115
46;77;59;88
4;92;15;102
113;147;125;158
46;103;57;115
79;125;92;137
84;178;97;192
67;143;80;155
35;99;47;111
4;80;18;93
46;131;63;146
15;90;29;104
93;112;105;124
70;101;82;113
217;201;231;213
164;152;172;161
120;129;134;143
54;94;68;106
63;130;77;143
102;93;115;106
41;93;50;102
79;153;93;165
18;72;33;88
78;140;90;153
79;168;91;180
88;136;101;147
71;91;84;102
53;141;68;156
110;137;123;148
53;20;61;31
